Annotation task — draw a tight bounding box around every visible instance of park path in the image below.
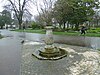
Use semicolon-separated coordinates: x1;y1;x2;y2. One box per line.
0;30;22;75
21;39;100;75
0;29;100;75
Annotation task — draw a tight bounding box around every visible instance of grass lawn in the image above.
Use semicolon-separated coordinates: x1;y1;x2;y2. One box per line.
12;29;100;37
12;29;45;34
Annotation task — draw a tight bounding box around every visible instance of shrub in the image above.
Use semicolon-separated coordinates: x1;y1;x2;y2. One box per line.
87;30;97;33
31;22;40;29
97;49;100;51
53;28;65;32
0;34;3;39
87;28;100;33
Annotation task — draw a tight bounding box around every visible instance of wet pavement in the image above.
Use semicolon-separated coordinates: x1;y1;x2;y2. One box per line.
24;32;100;49
21;41;100;75
0;29;100;75
0;30;22;75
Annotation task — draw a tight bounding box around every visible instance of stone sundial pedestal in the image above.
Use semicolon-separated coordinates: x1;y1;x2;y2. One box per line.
32;26;67;60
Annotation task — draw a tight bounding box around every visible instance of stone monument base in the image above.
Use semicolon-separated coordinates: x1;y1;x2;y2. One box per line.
32;47;67;60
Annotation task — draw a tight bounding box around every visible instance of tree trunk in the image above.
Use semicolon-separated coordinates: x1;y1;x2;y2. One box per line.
96;19;99;27
75;23;79;31
88;21;91;29
1;26;3;29
59;22;62;29
67;22;69;29
71;25;74;30
18;19;22;29
63;22;66;30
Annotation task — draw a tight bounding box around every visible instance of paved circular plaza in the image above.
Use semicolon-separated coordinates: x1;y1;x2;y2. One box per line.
21;41;100;75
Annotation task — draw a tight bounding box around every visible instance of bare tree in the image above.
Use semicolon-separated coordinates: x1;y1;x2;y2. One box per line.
5;0;33;29
34;0;56;26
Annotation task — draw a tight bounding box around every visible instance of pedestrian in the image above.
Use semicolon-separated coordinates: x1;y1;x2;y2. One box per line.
22;22;25;30
80;25;87;35
23;25;25;30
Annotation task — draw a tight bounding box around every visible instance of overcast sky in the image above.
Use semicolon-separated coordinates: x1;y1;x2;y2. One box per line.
0;0;4;12
0;0;100;16
0;0;56;17
0;0;39;16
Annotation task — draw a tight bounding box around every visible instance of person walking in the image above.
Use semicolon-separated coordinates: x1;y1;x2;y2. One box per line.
80;25;87;35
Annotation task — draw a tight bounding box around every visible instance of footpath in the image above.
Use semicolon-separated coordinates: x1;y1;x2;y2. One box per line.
0;30;22;75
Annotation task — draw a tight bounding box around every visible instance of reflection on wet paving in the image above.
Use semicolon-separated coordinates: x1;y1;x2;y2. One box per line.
0;30;22;75
1;30;100;49
22;32;100;49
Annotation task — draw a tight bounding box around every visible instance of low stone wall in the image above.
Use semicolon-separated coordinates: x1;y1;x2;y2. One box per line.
54;35;100;49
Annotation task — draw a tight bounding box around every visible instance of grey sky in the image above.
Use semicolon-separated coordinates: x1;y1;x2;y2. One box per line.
0;0;39;16
0;0;4;12
0;0;99;16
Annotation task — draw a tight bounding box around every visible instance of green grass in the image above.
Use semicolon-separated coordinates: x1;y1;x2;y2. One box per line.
12;29;46;34
97;49;100;54
12;29;100;37
97;49;100;51
87;28;100;33
85;33;100;37
53;31;79;36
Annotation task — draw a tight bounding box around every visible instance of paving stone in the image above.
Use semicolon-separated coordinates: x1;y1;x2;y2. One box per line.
21;41;100;75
